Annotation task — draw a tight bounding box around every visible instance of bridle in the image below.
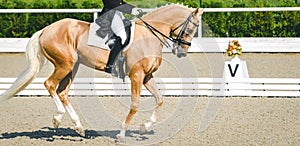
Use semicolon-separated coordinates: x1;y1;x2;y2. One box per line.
171;13;199;46
138;12;199;48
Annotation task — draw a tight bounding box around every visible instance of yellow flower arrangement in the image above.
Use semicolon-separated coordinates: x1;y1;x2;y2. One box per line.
227;40;242;57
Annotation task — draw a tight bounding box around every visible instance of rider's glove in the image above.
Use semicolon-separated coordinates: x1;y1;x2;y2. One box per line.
132;8;143;18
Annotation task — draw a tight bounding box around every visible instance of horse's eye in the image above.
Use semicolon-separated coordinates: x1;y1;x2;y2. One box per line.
187;28;193;34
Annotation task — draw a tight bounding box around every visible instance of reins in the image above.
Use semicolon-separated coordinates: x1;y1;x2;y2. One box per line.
138;18;173;48
171;13;198;46
138;12;198;48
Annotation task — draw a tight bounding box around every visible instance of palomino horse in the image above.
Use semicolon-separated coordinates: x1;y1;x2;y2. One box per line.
0;4;203;142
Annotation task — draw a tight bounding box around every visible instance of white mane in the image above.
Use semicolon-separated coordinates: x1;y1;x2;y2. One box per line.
142;4;192;19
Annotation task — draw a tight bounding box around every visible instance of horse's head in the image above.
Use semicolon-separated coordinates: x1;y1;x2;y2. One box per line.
171;8;203;58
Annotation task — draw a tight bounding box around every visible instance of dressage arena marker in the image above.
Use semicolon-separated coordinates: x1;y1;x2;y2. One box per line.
0;77;299;97
223;56;249;78
223;56;250;93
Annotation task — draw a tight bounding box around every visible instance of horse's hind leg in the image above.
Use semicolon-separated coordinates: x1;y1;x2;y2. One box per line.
43;52;83;135
140;74;163;134
44;66;70;129
55;62;84;136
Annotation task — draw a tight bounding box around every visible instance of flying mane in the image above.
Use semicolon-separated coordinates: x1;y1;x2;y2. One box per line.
142;4;193;20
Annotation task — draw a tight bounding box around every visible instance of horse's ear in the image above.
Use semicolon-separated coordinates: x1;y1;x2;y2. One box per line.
193;8;204;17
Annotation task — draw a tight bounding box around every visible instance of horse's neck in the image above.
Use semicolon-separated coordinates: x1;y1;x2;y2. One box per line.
142;6;192;33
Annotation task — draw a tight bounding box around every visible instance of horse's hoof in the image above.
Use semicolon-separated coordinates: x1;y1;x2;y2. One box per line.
75;126;85;137
115;134;125;143
52;116;61;128
140;124;148;135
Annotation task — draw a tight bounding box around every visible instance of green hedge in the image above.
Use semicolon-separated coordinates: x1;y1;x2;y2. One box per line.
202;1;300;37
0;0;102;37
0;0;299;37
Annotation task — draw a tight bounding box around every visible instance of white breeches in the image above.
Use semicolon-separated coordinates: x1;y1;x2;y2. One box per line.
111;11;127;45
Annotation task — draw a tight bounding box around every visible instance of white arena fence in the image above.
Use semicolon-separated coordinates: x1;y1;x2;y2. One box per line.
0;8;299;97
1;38;300;97
0;77;299;97
1;37;300;53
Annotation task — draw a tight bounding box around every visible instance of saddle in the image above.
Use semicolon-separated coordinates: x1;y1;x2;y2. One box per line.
87;19;133;81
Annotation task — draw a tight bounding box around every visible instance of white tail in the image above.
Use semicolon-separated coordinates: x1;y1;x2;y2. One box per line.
0;30;45;103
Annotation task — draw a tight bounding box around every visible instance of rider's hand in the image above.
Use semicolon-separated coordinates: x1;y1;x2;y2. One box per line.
132;8;143;18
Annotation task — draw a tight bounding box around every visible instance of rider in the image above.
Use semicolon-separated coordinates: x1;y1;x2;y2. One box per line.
96;0;141;74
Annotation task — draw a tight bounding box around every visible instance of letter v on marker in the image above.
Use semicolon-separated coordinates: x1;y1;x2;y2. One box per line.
228;64;239;77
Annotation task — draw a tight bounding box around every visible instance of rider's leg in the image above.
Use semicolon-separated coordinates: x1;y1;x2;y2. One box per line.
111;11;127;45
105;11;127;73
105;36;122;73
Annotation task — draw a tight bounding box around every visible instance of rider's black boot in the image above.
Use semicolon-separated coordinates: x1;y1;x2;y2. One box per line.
105;36;123;74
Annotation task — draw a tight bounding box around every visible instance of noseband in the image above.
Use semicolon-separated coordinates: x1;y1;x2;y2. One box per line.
139;12;198;48
171;13;199;46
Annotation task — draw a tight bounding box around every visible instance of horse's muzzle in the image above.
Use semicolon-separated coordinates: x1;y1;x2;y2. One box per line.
172;44;187;58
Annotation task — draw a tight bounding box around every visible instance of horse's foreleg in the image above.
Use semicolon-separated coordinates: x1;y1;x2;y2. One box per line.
140;74;163;135
116;68;144;142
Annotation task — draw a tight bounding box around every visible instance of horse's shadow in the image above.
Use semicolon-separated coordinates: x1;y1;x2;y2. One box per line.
0;127;154;142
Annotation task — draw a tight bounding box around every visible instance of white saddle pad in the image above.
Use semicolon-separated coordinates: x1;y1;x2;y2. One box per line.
87;22;135;51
